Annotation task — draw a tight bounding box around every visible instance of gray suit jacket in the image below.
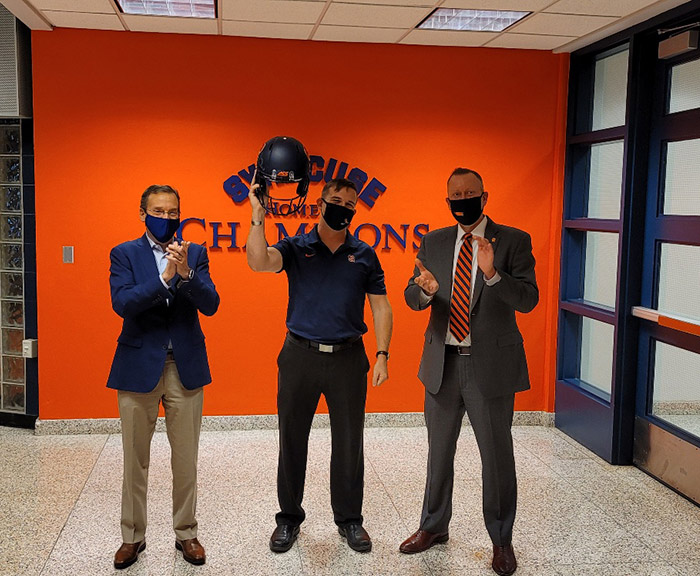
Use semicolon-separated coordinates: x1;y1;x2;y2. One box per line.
404;217;538;398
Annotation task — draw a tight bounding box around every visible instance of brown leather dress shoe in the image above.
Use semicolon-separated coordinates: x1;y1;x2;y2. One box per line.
399;529;449;554
176;537;206;566
114;540;146;569
492;543;517;576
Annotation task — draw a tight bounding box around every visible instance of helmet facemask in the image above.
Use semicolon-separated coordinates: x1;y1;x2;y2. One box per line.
254;136;310;215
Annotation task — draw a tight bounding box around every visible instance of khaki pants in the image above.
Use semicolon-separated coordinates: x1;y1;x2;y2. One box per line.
118;357;203;543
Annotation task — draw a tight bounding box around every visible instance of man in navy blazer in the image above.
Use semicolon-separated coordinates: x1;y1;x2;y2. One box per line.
400;169;538;576
108;185;219;569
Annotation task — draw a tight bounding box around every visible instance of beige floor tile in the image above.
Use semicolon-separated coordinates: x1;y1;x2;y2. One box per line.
0;424;698;576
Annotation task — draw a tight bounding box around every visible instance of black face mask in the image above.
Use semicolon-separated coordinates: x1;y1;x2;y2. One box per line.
449;196;483;226
321;199;355;231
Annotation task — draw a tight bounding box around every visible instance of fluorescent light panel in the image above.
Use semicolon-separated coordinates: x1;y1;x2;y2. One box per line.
419;9;530;32
117;1;216;19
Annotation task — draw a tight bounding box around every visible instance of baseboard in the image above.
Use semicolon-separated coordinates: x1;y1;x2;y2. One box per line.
33;411;555;435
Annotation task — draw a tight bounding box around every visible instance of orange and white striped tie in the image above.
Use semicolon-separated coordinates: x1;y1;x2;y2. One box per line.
449;234;473;342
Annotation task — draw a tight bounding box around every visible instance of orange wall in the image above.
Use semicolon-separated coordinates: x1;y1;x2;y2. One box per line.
31;29;567;419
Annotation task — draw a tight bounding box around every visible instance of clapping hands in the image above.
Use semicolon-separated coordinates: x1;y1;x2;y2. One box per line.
162;240;191;282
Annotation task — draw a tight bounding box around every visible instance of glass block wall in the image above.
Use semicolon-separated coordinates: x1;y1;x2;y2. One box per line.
0;118;33;415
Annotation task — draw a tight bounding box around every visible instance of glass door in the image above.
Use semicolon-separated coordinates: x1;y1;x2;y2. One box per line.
633;45;700;504
556;44;632;462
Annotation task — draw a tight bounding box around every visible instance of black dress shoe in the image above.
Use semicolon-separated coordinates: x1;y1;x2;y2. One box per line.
114;540;146;569
492;543;517;576
270;524;300;553
338;524;372;553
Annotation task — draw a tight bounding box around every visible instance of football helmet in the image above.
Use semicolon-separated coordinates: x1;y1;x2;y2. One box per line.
254;136;310;215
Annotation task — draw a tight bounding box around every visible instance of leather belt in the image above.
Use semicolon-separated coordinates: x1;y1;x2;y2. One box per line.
288;332;361;353
446;345;471;356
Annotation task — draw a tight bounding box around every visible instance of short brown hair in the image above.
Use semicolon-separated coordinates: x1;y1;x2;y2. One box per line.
140;185;180;211
322;178;358;199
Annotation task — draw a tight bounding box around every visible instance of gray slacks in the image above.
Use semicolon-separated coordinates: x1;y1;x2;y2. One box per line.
420;351;516;546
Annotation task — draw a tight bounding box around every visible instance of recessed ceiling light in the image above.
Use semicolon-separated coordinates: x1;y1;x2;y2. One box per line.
116;1;216;19
418;9;530;32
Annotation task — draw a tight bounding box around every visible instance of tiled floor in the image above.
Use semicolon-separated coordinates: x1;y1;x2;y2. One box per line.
2;424;700;576
657;414;700;439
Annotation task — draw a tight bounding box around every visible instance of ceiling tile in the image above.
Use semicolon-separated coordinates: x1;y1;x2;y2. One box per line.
2;0;52;29
486;32;577;50
400;28;497;46
441;0;554;10
313;24;405;43
43;10;123;30
222;20;314;39
509;12;617;36
545;0;661;18
322;3;430;28
32;0;114;13
332;0;436;5
222;0;324;24
122;14;218;34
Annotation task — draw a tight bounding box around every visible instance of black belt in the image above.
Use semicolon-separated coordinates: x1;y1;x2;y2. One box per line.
446;345;471;356
288;332;361;353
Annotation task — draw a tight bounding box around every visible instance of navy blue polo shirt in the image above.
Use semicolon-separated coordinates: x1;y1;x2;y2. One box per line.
272;225;386;343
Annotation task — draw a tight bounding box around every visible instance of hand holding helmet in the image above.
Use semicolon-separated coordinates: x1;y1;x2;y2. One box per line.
249;181;266;222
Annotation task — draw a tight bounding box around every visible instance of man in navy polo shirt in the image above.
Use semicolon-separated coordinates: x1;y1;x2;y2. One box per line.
246;177;393;554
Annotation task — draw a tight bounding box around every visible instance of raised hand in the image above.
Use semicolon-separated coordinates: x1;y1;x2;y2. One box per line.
474;236;496;279
414;258;439;296
249;172;266;222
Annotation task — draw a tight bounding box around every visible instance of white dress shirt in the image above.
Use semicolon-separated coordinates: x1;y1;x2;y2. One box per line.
146;233;175;349
418;217;501;346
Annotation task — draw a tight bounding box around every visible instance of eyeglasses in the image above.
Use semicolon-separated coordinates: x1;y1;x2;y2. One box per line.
147;209;180;219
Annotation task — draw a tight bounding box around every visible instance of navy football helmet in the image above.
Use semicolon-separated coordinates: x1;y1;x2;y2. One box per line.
254;136;310;215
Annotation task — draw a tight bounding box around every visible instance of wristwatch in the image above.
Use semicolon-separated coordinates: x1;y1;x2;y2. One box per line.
176;269;195;289
376;350;390;359
251;220;264;226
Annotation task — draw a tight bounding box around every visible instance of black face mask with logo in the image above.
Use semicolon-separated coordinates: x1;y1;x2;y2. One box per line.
449;195;483;226
321;199;355;231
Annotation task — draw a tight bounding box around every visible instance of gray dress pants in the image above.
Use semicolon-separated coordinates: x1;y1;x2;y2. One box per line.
420;351;517;546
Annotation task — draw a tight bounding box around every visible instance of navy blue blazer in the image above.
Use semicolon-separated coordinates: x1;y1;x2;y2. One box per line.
107;234;220;393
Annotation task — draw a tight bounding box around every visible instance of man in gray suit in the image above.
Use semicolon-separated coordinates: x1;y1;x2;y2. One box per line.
399;168;538;576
